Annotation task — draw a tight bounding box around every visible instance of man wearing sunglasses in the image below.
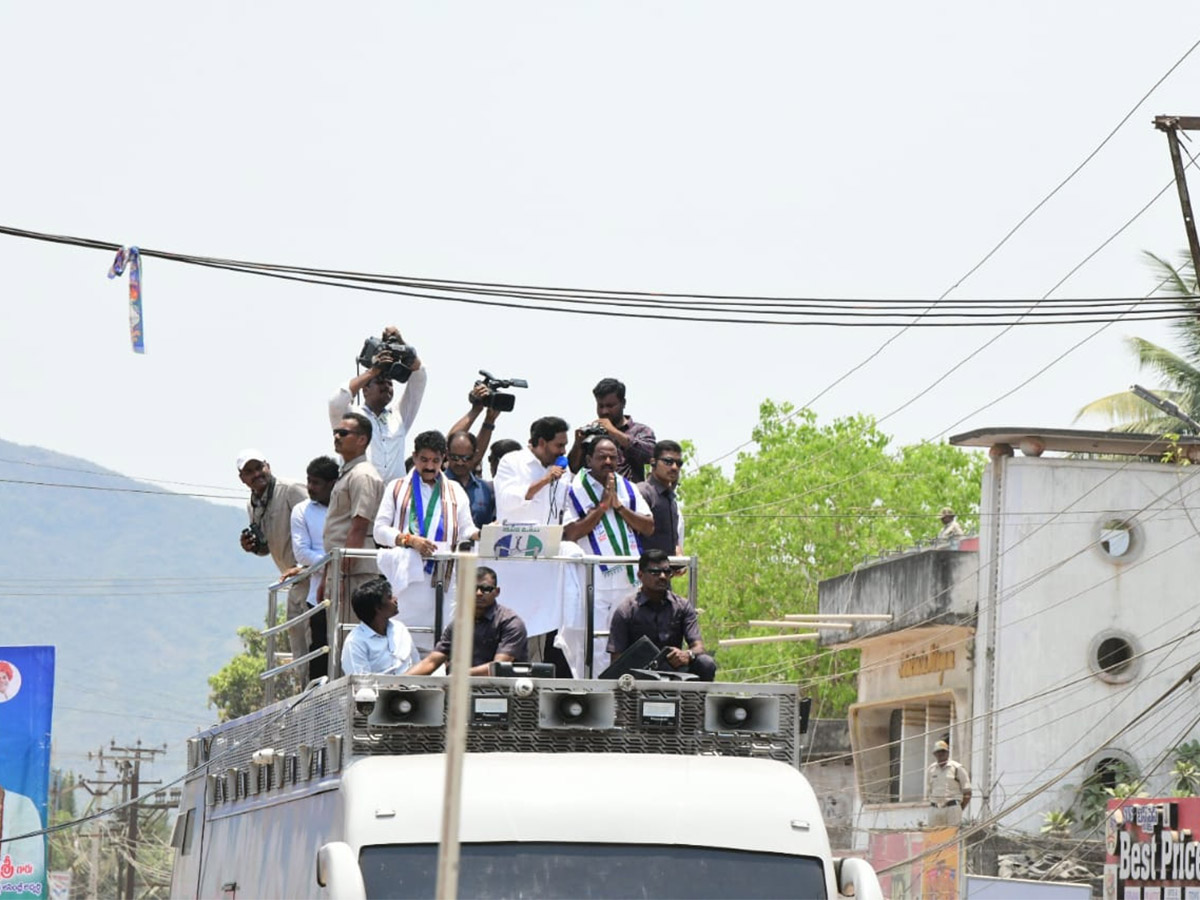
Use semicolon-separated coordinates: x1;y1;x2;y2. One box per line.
320;413;385;622
444;430;496;530
607;549;716;681
408;567;528;675
637;440;686;557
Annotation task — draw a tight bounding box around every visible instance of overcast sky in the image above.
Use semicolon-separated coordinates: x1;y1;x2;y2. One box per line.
2;3;1199;501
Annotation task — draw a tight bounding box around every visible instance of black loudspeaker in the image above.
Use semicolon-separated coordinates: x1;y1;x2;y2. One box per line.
598;636;669;680
538;689;617;730
368;688;446;727
703;694;781;734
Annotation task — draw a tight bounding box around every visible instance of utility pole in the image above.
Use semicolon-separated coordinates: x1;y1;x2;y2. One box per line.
1153;115;1200;284
107;740;166;900
81;747;117;900
82;740;167;900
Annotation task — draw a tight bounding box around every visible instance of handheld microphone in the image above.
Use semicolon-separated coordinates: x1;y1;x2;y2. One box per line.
551;455;568;482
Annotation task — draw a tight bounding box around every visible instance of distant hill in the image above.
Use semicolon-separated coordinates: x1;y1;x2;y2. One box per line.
0;439;282;779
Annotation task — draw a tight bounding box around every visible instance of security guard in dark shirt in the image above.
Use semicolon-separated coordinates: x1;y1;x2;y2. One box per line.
607;549;717;681
408;566;528;675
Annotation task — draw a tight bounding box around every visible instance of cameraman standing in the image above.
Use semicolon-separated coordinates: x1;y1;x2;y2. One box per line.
567;377;656;483
444;383;504;529
328;325;427;483
237;449;311;664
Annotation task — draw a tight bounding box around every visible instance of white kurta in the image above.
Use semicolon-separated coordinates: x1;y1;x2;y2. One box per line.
374;475;477;652
563;472;645;673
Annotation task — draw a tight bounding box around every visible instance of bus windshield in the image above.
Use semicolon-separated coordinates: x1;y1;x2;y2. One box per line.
358;842;827;899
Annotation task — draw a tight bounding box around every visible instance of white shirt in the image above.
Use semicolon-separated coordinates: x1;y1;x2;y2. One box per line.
374;474;479;549
328;367;428;484
340;618;422;675
494;447;572;525
290;499;327;606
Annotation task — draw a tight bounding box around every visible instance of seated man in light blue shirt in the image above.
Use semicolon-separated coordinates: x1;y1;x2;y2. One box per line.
340;576;422;676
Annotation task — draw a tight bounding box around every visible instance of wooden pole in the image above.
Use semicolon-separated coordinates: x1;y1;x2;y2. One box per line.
435;551;478;900
747;620;853;630
783;613;892;621
718;633;821;647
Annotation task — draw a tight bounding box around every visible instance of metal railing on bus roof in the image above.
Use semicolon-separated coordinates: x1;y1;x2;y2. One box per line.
261;548;698;704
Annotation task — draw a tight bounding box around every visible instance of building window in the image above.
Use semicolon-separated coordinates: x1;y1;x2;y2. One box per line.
1089;631;1139;684
1096;518;1138;561
852;694;955;805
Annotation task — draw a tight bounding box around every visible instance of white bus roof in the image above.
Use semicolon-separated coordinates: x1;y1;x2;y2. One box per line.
340;752;830;858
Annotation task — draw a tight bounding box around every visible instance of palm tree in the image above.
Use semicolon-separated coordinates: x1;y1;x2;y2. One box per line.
1076;252;1200;432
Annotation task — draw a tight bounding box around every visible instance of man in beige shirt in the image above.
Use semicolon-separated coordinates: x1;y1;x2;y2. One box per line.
321;412;385;628
926;739;972;827
237;449;309;663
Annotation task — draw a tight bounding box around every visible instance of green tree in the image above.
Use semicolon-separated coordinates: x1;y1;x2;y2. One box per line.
1077;252;1200;431
207;625;269;721
681;402;984;714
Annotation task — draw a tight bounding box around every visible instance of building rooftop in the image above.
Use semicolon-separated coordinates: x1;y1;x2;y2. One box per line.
949;426;1200;458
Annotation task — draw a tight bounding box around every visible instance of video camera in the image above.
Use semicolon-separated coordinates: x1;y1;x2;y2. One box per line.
471;370;528;413
357;334;419;383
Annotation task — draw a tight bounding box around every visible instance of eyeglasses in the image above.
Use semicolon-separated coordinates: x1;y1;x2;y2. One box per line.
333;428;360;438
656;458;682;467
447;453;472;462
642;567;671;576
476;584;498;594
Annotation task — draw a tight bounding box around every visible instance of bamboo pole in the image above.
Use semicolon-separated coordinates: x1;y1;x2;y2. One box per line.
783;613;893;621
719;633;821;647
747;620;853;630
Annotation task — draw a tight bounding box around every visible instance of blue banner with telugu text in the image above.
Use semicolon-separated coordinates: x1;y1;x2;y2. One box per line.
0;646;55;897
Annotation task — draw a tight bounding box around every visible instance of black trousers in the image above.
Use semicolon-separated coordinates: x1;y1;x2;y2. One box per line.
308;607;328;681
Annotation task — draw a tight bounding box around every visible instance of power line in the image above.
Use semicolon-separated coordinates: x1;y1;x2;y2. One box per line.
691;33;1200;469
0;223;1195;327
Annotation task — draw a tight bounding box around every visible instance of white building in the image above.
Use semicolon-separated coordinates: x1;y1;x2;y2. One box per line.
819;427;1200;840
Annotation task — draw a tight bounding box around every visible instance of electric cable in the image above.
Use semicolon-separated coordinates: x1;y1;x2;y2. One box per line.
691;33;1200;470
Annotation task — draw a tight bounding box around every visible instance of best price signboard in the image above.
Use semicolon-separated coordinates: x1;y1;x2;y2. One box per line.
1105;798;1200;899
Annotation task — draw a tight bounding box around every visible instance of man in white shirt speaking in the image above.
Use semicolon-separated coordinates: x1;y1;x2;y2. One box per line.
494;416;571;525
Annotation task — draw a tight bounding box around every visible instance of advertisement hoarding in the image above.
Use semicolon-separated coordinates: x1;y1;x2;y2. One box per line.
0;646;55;897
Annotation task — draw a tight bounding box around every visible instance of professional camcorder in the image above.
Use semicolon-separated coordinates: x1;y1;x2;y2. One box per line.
578;423;610;439
471;370;528;413
357;334;419;383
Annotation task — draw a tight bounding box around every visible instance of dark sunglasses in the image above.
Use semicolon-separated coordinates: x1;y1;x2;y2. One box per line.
333;428;360;438
447;453;472;463
476;584;498;594
656;458;682;467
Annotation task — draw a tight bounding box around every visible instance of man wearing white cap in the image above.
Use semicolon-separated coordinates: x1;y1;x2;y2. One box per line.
926;739;972;827
237;449;310;664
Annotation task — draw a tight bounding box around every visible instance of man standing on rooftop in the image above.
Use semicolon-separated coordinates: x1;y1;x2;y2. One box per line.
329;325;427;484
567;377;656;483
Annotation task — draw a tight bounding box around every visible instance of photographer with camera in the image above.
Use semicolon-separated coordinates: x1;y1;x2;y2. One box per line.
328;325;427;483
567;377;656;483
237;449;311;664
